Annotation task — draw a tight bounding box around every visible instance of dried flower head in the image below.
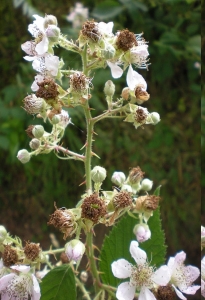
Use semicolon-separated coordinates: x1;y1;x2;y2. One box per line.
24;241;41;261
113;191;132;209
23;94;45;115
2;245;18;267
25;125;35;138
134;85;150;102
81;20;100;42
81;194;107;223
135;107;148;124
48;207;76;239
129;166;145;185
152;284;177;300
136;195;160;212
70;72;92;94
36;78;59;100
116;29;137;52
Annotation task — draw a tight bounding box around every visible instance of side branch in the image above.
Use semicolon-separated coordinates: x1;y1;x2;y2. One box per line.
54;145;85;161
92;106;126;124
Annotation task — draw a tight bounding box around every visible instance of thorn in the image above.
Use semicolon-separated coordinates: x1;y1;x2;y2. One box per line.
79;180;86;186
80;142;87;150
92;130;98;135
91;152;100;159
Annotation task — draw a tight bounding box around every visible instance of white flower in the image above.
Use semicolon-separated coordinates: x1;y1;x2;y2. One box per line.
0;265;40;300
167;251;200;299
98;21;114;37
67;3;89;28
133;224;151;243
111;241;170;300
107;61;123;79
126;65;147;91
111;171;126;187
65;240;85;262
201;257;205;298
57;110;72;128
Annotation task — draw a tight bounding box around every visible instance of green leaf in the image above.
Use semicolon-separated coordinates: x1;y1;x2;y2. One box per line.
99;208;166;286
154;185;161;196
40;265;76;300
91;1;124;20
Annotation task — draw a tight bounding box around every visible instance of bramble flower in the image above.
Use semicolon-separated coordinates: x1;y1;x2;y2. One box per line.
133;224;151;243
67;3;89;29
111;241;170;300
0;265;40;300
28;14;59;55
65;239;85;262
167;251;200;299
111;171;126;187
202;257;205;298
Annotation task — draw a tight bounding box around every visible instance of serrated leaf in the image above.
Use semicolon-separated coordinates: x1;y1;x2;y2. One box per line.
99;208;166;287
154;185;161;196
91;1;124;20
40;265;76;300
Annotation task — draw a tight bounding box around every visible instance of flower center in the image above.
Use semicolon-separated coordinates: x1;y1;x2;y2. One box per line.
130;263;154;289
5;275;32;300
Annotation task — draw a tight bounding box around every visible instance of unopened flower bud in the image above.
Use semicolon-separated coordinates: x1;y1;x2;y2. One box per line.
65;239;85;262
29;138;40;150
101;44;116;59
45;25;60;43
111;171;126;186
91;166;107;183
32;125;44;139
150;112;160;124
17;149;30;164
0;226;7;243
104;80;115;97
43;14;58;28
80;271;88;283
121;87;130;100
140;178;153;191
133;224;151;243
50;114;60;124
121;184;133;193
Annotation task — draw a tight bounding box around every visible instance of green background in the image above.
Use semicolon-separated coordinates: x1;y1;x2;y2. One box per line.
0;0;201;296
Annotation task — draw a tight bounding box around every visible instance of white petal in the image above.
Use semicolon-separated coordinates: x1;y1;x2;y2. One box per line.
181;285;200;295
116;282;136;300
35;36;49;55
151;265;171;286
24;56;35;61
172;285;187;300
129;240;147;265
1;293;10;300
167;257;175;272
107;61;123;79
139;287;156;300
184;265;200;282
174;251;186;264
0;274;15;291
126;65;147;91
45;56;59;76
111;259;132;279
32;274;41;300
11;265;30;273
32;58;41;72
21;41;36;55
33;14;45;33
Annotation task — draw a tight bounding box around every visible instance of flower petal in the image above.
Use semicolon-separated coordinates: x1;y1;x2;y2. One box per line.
11;265;30;273
174;251;186;264
151;265;171;286
126;65;147;91
116;282;136;300
181;285;200;295
172;285;187;300
107;61;123;79
32;274;41;300
0;273;16;291
35;36;49;55
129;240;147;265
184;265;200;282
139;287;156;300
111;259;132;279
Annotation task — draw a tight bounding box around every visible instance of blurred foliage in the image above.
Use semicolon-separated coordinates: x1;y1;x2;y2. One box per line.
0;0;200;280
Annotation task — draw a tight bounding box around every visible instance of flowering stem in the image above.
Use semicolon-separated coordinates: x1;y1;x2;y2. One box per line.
92;106;126;124
54;145;85;161
43;247;65;255
75;276;91;300
58;35;80;53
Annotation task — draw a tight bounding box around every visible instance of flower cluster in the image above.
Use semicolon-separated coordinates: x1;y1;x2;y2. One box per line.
112;241;200;300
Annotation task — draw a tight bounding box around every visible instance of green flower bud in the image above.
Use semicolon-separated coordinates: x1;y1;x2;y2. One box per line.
32;125;44;139
91;166;107;183
150;112;160;124
111;171;126;186
104;80;115;97
101;44;116;59
140;178;153;191
0;225;7;243
29;138;40;150
65;239;85;262
45;25;60;43
43;14;58;28
51;114;60;125
17;149;30;164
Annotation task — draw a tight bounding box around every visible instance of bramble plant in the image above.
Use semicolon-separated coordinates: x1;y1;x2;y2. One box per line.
0;10;201;300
